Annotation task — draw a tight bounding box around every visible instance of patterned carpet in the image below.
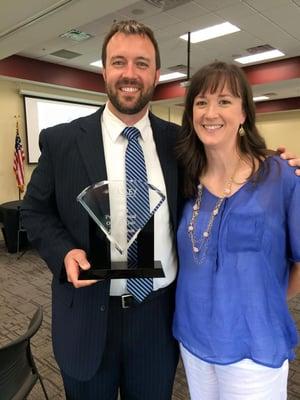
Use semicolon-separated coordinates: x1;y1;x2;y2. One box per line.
0;239;189;400
0;239;299;399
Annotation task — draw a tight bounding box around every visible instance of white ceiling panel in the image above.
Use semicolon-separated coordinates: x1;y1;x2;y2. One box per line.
243;0;293;12
192;0;241;12
154;20;193;39
0;0;68;34
215;2;258;21
263;3;300;40
140;12;180;29
180;13;225;32
118;0;162;19
78;12;133;36
211;32;260;58
165;2;209;20
237;13;295;45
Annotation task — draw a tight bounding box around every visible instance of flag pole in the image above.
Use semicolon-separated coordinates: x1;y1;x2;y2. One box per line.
13;115;25;200
14;116;21;200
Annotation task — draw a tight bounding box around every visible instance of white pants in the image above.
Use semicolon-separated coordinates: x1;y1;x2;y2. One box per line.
180;343;289;400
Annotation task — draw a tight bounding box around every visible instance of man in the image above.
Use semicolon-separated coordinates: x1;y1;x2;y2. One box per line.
22;20;179;400
22;19;300;400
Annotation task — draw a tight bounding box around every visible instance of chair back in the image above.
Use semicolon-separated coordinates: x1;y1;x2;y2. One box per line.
0;306;47;400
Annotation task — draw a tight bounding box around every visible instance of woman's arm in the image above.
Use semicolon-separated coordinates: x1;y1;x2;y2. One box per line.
287;262;300;300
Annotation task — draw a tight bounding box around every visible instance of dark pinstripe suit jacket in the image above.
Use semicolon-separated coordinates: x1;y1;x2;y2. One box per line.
22;107;180;381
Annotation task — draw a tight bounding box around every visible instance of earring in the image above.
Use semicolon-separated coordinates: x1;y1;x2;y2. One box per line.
239;125;246;136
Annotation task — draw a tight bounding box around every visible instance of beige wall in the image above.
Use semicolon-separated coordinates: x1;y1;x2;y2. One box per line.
150;104;183;125
0;78;106;204
257;110;300;154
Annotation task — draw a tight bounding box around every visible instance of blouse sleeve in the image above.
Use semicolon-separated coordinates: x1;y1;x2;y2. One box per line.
287;174;300;262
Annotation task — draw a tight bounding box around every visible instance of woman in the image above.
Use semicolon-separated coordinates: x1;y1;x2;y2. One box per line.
173;61;300;400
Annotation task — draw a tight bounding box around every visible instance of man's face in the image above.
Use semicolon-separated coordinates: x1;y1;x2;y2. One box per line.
102;33;160;119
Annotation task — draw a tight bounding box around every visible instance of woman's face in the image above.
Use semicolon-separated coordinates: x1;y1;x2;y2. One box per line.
192;82;245;151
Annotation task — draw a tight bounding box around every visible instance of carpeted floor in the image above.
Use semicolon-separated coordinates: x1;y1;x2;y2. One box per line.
0;239;299;399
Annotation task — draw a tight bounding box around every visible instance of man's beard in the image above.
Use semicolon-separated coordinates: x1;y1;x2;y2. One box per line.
106;79;156;115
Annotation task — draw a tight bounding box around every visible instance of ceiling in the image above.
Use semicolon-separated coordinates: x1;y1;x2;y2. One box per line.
1;0;300;103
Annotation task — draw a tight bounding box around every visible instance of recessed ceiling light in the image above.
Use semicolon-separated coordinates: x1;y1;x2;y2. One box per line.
234;49;285;64
180;22;240;44
90;60;103;68
253;96;270;102
159;72;187;82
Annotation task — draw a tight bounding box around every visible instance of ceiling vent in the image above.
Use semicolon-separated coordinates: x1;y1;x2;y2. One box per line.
143;0;192;11
246;44;275;54
50;49;82;59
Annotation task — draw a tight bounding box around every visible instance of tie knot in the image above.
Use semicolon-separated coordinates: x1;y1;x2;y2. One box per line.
122;126;140;142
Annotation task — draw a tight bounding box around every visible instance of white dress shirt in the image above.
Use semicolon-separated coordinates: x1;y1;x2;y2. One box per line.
101;105;177;296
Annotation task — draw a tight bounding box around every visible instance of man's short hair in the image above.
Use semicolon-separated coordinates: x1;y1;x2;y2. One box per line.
101;20;161;69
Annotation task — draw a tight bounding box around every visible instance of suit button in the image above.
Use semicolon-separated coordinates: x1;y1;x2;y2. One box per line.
100;305;105;312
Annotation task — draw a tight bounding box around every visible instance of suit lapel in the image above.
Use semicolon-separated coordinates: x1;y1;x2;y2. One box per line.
150;113;178;229
76;107;108;185
75;108;178;229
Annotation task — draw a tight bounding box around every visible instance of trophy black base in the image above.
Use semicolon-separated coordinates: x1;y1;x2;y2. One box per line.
79;261;165;280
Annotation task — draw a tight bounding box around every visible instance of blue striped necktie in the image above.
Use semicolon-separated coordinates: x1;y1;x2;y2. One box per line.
122;126;153;302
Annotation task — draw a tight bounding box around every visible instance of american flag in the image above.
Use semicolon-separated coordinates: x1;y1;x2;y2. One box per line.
13;123;25;193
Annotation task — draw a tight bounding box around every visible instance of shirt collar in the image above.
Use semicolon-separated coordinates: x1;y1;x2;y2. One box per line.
102;104;151;142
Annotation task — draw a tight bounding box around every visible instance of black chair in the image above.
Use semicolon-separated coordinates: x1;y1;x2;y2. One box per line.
0;221;4;237
16;210;27;258
0;200;23;253
0;208;5;242
0;305;49;400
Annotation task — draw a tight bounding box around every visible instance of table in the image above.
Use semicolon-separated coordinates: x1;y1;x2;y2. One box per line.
0;200;28;253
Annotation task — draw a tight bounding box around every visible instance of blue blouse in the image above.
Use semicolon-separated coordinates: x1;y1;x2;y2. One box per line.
173;156;300;368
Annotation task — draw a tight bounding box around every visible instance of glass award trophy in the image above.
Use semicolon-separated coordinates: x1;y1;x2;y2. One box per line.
77;180;166;279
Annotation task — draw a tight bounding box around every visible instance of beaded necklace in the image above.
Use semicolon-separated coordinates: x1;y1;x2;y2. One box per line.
188;160;241;264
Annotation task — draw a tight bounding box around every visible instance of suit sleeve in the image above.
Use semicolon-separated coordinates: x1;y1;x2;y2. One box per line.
21;129;76;279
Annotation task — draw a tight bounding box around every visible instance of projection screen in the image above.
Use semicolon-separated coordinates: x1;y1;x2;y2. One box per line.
24;95;100;163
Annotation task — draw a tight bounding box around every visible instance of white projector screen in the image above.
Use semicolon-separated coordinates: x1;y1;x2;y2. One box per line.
24;96;100;163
